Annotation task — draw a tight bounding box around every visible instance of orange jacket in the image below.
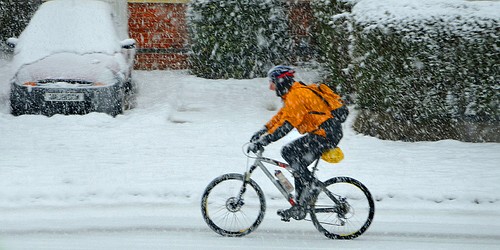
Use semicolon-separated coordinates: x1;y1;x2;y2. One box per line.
265;82;333;137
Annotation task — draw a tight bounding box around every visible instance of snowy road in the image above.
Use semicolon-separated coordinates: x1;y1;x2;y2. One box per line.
2;204;499;250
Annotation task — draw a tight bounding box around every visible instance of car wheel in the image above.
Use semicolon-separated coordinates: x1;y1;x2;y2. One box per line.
123;81;137;110
10;103;23;116
110;97;124;117
10;93;25;116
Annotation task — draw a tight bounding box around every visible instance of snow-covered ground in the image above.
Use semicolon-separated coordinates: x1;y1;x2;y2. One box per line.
1;56;499;249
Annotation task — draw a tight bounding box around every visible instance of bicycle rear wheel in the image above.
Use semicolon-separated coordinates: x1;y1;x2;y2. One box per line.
201;173;266;237
309;176;375;239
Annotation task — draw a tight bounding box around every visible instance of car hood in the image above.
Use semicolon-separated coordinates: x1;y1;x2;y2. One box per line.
14;52;128;86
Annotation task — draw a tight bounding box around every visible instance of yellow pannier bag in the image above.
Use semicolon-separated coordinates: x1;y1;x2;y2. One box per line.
321;147;344;163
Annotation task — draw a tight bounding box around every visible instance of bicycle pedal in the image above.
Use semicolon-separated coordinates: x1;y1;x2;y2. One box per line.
277;209;291;222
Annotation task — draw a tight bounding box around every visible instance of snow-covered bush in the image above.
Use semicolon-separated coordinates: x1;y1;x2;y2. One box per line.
311;0;358;96
0;0;41;53
316;0;499;142
188;0;291;79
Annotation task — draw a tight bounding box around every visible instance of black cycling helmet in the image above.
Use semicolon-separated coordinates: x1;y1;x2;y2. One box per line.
267;65;295;97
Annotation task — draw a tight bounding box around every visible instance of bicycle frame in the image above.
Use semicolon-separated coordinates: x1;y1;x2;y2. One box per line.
240;151;342;209
201;147;375;239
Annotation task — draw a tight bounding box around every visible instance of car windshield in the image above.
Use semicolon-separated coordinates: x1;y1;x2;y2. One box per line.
12;0;123;71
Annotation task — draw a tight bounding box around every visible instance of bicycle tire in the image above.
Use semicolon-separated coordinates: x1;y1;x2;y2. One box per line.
309;176;375;239
201;173;266;237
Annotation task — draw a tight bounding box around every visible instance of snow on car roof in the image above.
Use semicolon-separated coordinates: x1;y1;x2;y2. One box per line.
12;0;122;71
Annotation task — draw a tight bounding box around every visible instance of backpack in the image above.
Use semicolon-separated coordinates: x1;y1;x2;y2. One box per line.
304;83;349;123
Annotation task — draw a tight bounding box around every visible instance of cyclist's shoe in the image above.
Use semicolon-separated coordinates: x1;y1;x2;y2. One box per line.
277;206;307;222
277;208;291;222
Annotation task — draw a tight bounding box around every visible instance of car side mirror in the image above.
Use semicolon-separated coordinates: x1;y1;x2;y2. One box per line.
120;39;136;49
6;37;18;48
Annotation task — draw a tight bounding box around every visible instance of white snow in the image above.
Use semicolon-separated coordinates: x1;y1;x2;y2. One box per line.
11;0;124;73
351;0;500;43
353;0;500;25
14;53;122;86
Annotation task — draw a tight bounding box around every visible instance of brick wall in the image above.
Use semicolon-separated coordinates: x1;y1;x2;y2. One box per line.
286;0;315;62
128;0;189;70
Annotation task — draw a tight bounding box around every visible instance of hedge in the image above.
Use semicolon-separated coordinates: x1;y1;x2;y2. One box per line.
310;0;357;96
188;0;291;79
312;0;499;142
0;1;41;53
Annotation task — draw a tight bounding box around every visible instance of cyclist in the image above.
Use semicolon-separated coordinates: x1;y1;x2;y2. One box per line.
248;65;344;219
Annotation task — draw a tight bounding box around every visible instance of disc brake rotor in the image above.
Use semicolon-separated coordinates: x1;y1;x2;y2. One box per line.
226;197;242;212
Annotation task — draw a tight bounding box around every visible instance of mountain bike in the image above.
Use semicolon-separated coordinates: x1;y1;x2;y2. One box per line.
200;145;375;239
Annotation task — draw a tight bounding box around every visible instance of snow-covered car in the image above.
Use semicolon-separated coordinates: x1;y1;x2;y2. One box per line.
6;0;137;116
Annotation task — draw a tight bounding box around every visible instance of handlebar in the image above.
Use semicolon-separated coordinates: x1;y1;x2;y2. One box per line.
242;142;264;158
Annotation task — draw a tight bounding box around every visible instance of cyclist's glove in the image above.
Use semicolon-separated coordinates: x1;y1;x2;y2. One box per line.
247;135;272;153
247;141;264;153
250;127;267;142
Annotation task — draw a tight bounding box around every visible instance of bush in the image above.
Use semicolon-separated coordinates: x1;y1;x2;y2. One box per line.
316;0;499;142
0;1;41;53
188;0;291;79
310;0;358;96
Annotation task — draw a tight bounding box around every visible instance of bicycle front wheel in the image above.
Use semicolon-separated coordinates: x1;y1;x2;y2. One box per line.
310;176;375;239
201;173;266;237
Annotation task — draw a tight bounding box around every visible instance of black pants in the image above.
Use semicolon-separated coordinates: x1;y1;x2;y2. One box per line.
281;119;342;202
